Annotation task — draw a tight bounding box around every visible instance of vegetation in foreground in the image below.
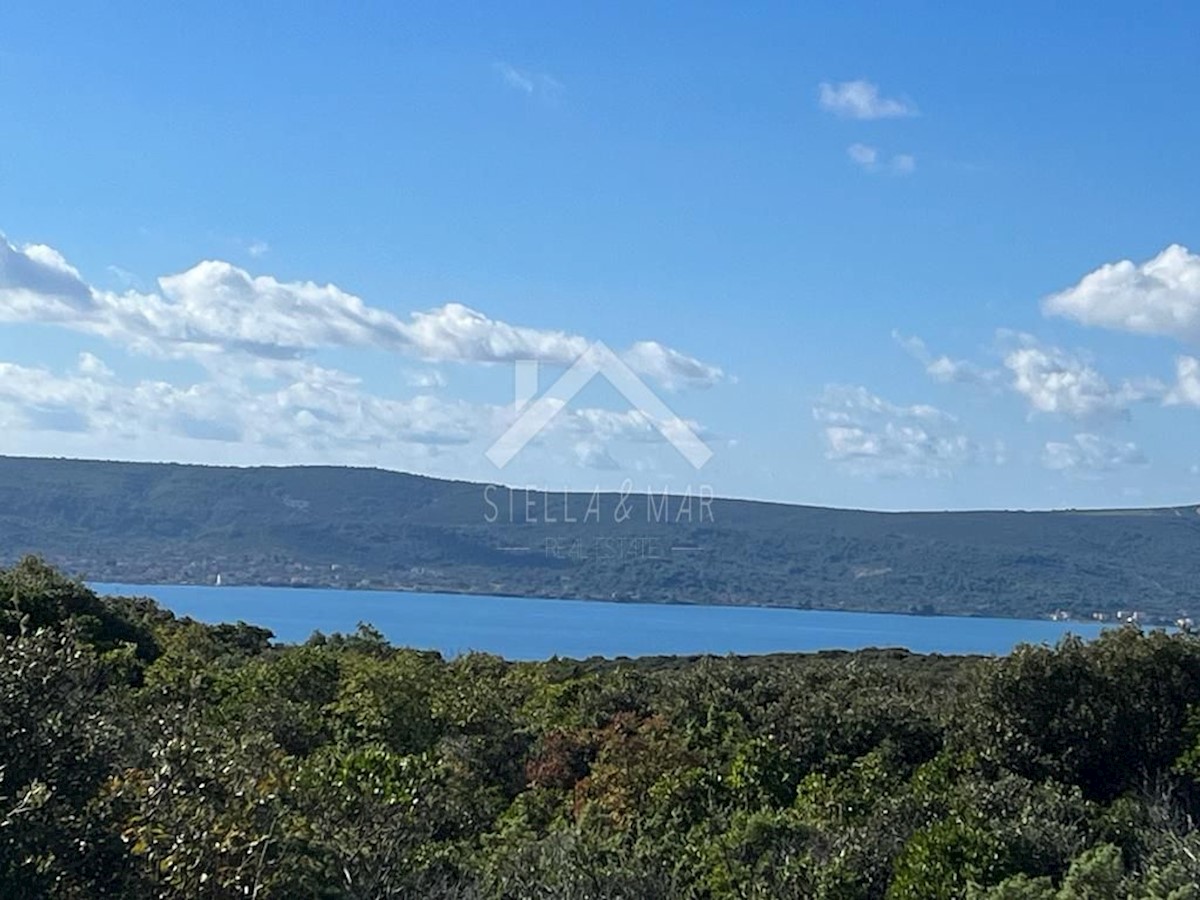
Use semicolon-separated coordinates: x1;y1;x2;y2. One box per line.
4;557;1200;898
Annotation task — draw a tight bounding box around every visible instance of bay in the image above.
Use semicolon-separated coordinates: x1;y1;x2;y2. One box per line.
90;583;1108;660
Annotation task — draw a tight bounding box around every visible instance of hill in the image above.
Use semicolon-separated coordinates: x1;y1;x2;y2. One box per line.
0;455;1197;622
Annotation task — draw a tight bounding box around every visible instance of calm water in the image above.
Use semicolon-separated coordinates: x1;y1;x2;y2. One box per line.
90;582;1107;659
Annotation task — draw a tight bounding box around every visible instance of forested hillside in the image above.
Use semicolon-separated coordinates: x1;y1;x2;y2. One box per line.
3;455;1200;621
5;558;1200;897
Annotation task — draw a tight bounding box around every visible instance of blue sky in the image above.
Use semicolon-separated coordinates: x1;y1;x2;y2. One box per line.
2;2;1199;510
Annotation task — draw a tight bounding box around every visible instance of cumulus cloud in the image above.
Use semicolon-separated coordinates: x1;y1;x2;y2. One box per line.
0;230;732;478
0;234;723;390
2;247;414;360
0;236;93;317
818;80;917;120
894;332;1001;387
1002;335;1162;420
0;356;483;452
1042;433;1147;474
813;385;976;477
897;330;1170;423
0;349;716;477
404;369;447;390
399;302;589;364
846;144;916;175
1044;244;1200;342
573;440;620;470
563;406;710;447
76;352;113;379
847;143;878;168
1164;355;1200;407
622;341;725;390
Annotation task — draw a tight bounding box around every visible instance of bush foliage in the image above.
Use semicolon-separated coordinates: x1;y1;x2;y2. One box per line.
4;556;1200;897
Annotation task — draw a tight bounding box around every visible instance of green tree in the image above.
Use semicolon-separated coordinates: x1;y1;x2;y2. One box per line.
0;629;136;897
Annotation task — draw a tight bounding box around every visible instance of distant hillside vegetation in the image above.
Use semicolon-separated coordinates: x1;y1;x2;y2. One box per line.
1;455;1198;622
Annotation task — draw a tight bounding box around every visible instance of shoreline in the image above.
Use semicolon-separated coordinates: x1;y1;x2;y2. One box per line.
88;578;1122;632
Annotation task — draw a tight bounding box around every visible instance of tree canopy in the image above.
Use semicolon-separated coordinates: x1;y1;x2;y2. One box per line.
4;556;1200;897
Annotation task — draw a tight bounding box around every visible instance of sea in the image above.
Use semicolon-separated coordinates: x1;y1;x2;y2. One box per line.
90;582;1108;660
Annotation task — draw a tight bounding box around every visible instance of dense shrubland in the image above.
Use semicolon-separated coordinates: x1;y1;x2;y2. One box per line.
4;556;1200;898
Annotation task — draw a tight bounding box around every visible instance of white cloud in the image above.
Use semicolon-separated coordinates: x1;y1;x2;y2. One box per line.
0;348;719;478
76;352;113;379
813;385;976;478
847;143;878;168
623;340;724;390
399;301;589;364
894;331;1001;387
0;235;93;317
404;369;447;389
818;80;917;120
0;356;484;452
247;240;270;258
1002;335;1161;420
1042;433;1147;474
897;330;1170;423
847;144;915;175
573;440;620;470
153;260;416;356
0;230;734;480
1164;355;1200;407
0;235;723;391
564;406;710;447
1043;244;1200;342
495;62;563;101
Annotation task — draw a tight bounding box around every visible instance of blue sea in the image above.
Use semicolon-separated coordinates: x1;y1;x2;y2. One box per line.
90;583;1108;660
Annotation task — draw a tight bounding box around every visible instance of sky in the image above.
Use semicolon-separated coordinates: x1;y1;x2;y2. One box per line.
1;1;1199;511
